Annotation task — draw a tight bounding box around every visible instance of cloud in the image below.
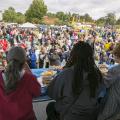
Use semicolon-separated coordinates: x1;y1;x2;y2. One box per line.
0;0;33;12
0;0;120;19
44;0;120;19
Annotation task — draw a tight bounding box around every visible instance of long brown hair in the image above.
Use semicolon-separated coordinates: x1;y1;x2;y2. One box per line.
4;47;26;94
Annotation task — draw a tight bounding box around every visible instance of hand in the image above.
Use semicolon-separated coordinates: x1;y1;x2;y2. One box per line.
98;64;108;68
98;64;108;75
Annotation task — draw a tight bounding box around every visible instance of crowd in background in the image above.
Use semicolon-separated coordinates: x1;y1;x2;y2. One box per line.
0;23;120;69
1;23;120;120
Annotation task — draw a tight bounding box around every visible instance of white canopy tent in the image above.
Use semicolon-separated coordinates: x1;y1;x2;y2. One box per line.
19;22;37;28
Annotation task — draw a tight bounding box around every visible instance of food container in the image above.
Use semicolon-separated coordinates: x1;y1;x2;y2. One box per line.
41;70;57;86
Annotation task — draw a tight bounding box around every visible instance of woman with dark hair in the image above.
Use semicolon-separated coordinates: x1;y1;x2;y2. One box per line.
0;47;41;120
46;41;102;120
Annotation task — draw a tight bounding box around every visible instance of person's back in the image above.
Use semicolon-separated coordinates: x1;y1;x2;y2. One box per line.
0;71;40;120
0;47;41;120
48;66;100;120
47;41;102;120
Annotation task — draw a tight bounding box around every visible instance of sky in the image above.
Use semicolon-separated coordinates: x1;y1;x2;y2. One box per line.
0;0;120;20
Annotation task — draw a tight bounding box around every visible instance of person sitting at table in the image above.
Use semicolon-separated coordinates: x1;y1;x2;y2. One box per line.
0;46;41;120
97;43;120;120
46;41;102;120
48;48;61;68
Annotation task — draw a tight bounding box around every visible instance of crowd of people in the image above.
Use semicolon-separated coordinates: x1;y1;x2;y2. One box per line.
0;23;120;120
0;23;120;69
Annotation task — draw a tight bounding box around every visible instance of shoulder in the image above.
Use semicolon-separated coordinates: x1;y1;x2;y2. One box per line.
63;66;74;73
24;72;37;81
109;64;120;74
57;66;74;79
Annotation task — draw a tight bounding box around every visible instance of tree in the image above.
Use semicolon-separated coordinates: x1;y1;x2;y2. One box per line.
47;12;56;18
79;16;85;22
31;18;40;24
16;12;26;24
116;18;120;25
84;13;93;22
56;12;65;21
72;13;79;22
3;7;26;23
105;13;116;26
96;17;106;26
25;0;47;23
3;7;16;22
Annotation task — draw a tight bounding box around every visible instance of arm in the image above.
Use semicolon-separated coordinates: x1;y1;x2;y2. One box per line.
104;68;117;88
47;72;65;100
29;75;41;98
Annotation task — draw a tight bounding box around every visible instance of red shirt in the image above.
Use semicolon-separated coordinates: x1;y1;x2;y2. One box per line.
20;43;27;49
0;71;41;120
0;39;8;52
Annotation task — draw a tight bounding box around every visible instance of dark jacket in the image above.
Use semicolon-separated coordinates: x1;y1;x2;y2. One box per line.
48;66;100;120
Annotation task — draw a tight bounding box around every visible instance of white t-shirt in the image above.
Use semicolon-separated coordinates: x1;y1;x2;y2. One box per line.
35;50;40;62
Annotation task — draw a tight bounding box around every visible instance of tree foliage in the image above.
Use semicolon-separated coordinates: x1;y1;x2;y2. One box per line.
25;0;47;23
3;7;25;23
96;13;117;26
116;18;120;25
16;12;26;24
84;13;93;22
105;13;116;25
2;4;118;27
56;12;66;21
3;7;16;22
96;17;106;26
47;12;56;18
